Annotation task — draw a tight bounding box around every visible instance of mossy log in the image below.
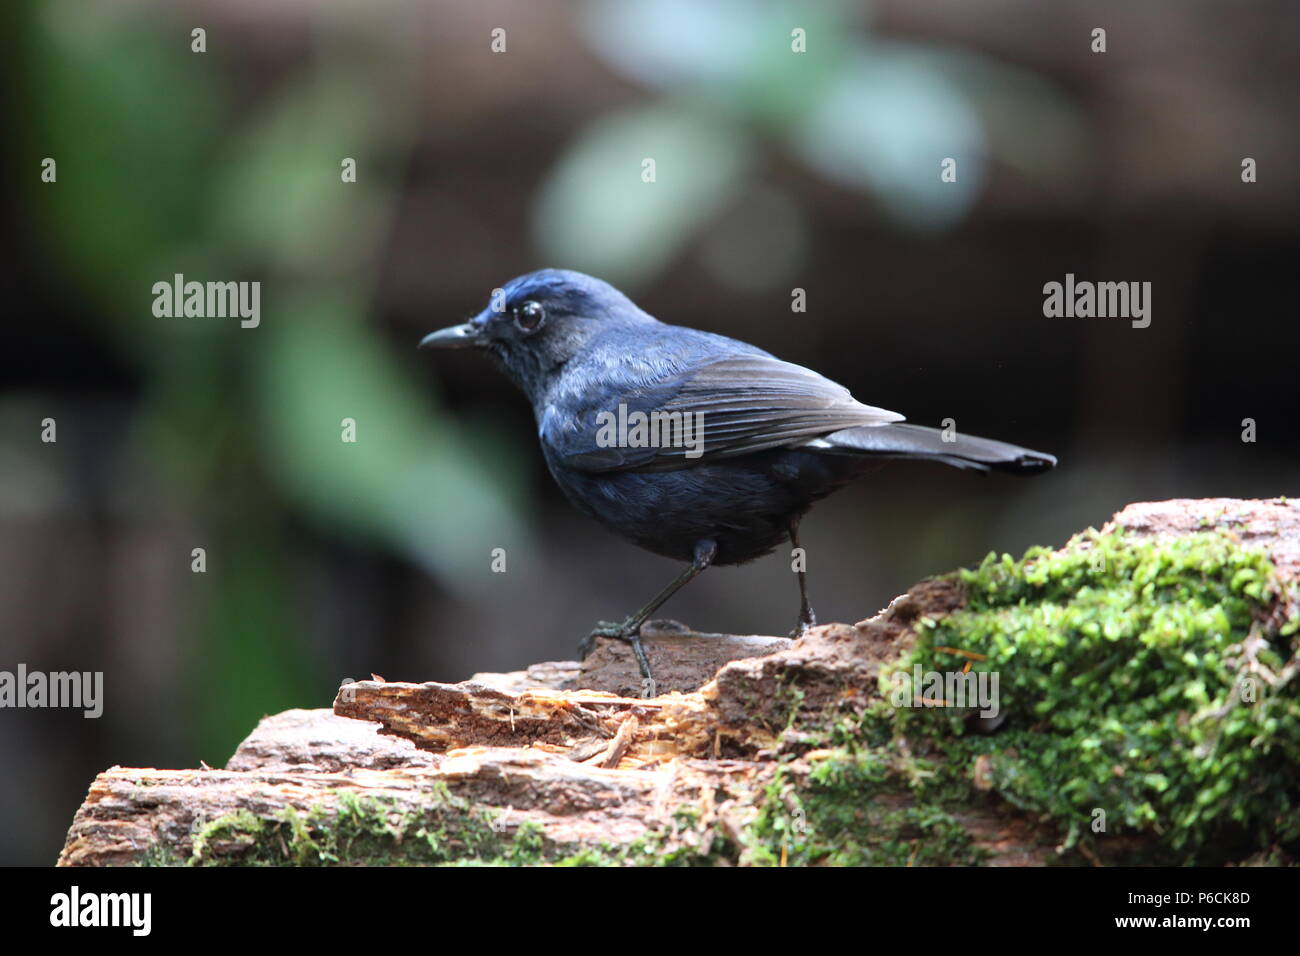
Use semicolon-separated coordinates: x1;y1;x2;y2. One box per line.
58;498;1300;866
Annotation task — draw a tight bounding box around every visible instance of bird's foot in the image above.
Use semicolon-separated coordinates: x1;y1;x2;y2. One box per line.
578;619;656;691
789;610;817;638
577;619;635;658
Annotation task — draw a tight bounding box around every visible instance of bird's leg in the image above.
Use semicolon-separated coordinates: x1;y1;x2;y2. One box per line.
789;517;817;637
580;539;718;686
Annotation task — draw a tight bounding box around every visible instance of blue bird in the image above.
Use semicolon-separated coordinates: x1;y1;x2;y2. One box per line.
421;269;1055;683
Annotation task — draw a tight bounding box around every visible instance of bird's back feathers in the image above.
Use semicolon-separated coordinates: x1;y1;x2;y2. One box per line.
540;320;1051;476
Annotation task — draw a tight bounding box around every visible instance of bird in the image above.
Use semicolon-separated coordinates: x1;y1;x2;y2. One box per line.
420;269;1056;686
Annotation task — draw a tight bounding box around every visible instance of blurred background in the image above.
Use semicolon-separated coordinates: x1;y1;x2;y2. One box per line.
3;0;1297;865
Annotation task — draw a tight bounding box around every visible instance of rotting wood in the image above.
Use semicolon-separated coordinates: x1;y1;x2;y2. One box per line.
56;498;1300;867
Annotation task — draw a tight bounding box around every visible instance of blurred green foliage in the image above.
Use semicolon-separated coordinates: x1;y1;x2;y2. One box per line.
537;0;1084;287
20;2;528;759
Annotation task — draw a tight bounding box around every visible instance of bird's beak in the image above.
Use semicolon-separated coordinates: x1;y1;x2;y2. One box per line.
419;323;483;350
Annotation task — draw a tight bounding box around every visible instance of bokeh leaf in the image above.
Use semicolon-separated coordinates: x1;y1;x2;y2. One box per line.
791;45;986;230
533;105;752;284
253;292;531;596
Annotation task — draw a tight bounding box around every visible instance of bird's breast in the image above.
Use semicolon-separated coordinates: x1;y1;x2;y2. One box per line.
542;449;866;565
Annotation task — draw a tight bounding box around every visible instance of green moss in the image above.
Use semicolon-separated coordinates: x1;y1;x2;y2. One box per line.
558;806;742;867
737;749;984;866
190;809;265;862
135;844;185;867
880;528;1300;864
550;845;628;867
180;786;550;866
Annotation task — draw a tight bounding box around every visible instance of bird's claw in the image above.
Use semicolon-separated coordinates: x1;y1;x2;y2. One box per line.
592;619;637;639
789;614;817;638
578;619;637;660
578;619;656;689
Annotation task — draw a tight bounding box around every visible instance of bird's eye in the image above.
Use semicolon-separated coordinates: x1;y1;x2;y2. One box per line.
514;300;545;333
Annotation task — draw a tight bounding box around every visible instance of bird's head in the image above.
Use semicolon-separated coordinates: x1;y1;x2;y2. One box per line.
419;269;654;395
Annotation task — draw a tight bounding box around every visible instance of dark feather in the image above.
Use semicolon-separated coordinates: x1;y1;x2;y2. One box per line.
545;349;901;472
813;423;1057;474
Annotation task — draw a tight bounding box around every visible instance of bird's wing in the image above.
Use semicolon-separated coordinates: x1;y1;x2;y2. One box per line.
543;353;903;473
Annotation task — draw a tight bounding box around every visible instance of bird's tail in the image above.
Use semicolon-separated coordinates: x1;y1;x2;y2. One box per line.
809;423;1056;475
